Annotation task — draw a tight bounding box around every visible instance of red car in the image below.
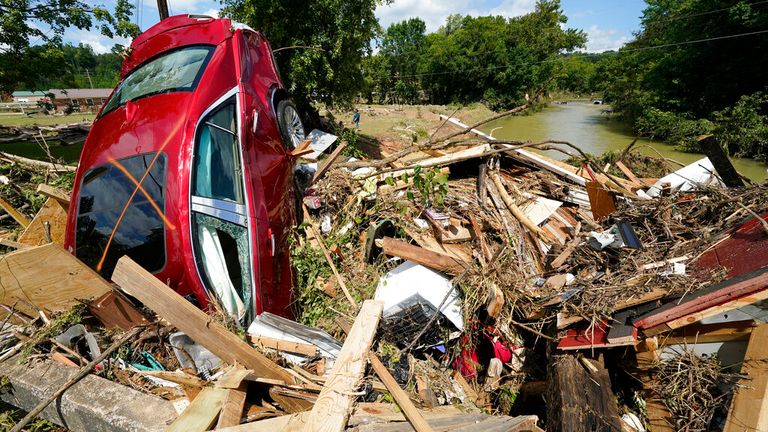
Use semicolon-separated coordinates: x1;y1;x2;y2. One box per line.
64;15;305;324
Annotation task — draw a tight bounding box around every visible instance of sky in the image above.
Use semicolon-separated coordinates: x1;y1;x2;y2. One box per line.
60;0;648;54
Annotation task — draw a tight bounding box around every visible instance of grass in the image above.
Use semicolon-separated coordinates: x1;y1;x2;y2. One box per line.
0;113;96;127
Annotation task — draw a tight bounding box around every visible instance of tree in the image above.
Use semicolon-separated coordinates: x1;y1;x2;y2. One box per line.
0;0;138;93
378;18;426;103
221;0;388;109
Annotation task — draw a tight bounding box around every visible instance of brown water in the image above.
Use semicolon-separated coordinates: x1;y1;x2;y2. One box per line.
480;101;768;182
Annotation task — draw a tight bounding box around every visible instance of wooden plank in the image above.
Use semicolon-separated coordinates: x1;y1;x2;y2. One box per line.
111;256;311;413
724;324;768;432
698;134;744;188
402;227;473;264
17;197;68;246
0;244;111;318
0;196;30;227
312;142;348;184
381;237;465;275
217;383;248;429
369;352;435;432
660;321;754;345
36;183;71;205
250;336;318;357
302;300;383;432
166;386;228;432
634;338;675;432
615;161;643;187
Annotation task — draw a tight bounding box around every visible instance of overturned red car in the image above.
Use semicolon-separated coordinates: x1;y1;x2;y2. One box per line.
64;15;305;325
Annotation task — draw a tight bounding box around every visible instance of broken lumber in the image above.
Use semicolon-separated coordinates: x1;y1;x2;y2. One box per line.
111;256;311;413
306;224;357;308
723;324;768;432
380;237;465;275
0;244;112;318
302;300;383;432
697;134;744;188
249;336;318;357
615;161;644;187
312;141;348;184
166;386;229;432
489;172;548;241
369;352;435;432
217;383;249;429
36;184;71;206
0;197;30;227
17;197;68;246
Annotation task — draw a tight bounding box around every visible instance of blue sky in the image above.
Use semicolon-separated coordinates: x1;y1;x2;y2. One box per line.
62;0;648;54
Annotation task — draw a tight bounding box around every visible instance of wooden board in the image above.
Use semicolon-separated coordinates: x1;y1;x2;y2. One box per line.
17;197;68;246
615;161;644;187
250;336;318;357
381;237;465;275
0;196;30;227
660;321;755;345
724;324;768;432
369;353;434;432
0;244;112;318
217;383;248;429
634;338;675;432
36;183;71;205
166;386;228;432
111;257;311;413
665;287;768;331
302;300;383;432
403;227;473;264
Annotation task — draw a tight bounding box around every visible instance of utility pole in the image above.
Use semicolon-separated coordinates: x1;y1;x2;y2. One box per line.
157;0;169;20
85;69;94;89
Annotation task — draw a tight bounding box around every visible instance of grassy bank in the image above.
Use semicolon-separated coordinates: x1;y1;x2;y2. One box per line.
0;113;96;127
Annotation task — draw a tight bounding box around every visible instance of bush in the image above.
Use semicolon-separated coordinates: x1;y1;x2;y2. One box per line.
634;108;713;152
713;92;768;161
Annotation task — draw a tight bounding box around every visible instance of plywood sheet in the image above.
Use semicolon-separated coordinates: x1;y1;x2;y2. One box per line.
18;197;68;246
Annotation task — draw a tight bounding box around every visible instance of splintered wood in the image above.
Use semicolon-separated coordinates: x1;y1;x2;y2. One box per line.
303;300;383;432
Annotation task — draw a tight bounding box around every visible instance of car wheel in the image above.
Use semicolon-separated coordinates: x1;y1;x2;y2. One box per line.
276;100;305;149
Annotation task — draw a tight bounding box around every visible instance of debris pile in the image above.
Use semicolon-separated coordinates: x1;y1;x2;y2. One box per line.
1;103;768;431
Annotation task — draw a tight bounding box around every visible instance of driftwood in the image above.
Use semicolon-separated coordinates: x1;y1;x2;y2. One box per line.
0;152;76;172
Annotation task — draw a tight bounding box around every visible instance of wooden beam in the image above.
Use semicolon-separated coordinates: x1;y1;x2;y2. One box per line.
615;161;643;187
0;197;30;227
217;383;249;429
36;183;71;206
380;237;465;275
312;142;348;184
697;134;744;188
368;352;435;432
724;324;768;432
0;244;111;318
665;288;768;331
302;300;383;432
111;257;311;413
166;387;228;432
489;172;549;241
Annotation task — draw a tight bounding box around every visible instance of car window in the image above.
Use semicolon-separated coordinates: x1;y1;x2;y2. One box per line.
192;212;253;323
193;99;243;203
76;152;168;277
101;46;214;116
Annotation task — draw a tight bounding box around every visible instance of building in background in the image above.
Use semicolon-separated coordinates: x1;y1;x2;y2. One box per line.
11;91;49;103
48;88;113;112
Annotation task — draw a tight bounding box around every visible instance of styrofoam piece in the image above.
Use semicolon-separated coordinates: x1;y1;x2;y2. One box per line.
374;260;463;330
521;196;562;226
644;157;724;197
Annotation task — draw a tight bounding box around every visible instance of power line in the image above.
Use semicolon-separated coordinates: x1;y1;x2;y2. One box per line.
645;0;768;23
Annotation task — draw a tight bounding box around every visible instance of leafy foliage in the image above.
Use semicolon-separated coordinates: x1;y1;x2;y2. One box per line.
221;0;387;109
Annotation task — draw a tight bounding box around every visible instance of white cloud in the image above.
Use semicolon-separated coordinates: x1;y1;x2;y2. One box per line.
67;29;131;54
201;8;220;18
582;25;630;53
375;0;535;34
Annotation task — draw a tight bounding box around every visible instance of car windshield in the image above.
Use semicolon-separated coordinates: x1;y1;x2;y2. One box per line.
101;45;214;116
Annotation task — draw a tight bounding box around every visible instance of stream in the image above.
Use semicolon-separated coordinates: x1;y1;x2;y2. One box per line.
481;101;768;182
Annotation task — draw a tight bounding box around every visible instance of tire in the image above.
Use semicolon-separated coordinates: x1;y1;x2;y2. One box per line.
276;99;305;149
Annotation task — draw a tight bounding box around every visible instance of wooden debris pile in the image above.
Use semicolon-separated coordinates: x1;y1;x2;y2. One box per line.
0;122;91;145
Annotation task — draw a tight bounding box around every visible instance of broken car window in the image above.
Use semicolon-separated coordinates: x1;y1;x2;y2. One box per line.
101;46;214;116
76;153;168;278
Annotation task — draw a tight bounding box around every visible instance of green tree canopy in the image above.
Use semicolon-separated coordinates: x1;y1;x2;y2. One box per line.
221;0;387;109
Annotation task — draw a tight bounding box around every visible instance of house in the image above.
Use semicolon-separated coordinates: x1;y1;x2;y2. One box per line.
48;88;113;112
11;90;49;103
